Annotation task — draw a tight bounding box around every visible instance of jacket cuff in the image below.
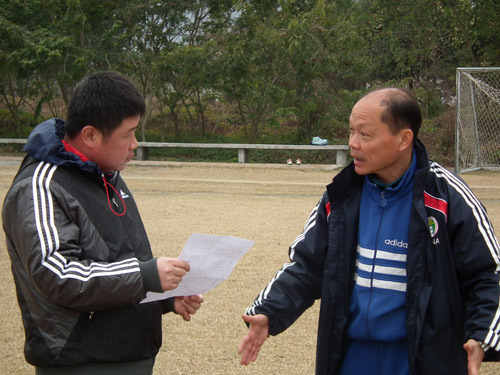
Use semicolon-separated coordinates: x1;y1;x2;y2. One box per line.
483;347;500;362
161;298;175;314
139;259;163;293
244;310;274;336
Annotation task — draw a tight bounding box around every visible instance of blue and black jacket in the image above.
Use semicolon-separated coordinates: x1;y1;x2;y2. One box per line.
246;139;500;375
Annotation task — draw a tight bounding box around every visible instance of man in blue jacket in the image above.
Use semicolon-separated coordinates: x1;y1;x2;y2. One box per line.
238;87;500;374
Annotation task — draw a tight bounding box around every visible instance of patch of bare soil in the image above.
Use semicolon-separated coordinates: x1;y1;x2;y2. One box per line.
0;159;499;374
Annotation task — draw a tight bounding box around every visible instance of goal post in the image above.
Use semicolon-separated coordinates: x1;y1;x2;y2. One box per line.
455;67;500;173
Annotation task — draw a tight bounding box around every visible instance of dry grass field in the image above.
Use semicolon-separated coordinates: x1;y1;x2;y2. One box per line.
0;156;499;374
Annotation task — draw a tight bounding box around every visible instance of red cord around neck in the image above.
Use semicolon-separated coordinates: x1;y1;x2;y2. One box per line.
102;175;127;217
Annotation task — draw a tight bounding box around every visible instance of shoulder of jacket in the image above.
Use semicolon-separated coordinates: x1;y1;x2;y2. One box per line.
327;164;363;202
425;161;470;197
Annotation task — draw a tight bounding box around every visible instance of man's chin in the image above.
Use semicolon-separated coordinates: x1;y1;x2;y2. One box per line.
111;162;128;172
353;165;368;176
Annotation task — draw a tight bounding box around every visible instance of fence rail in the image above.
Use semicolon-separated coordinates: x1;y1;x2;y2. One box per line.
0;139;350;166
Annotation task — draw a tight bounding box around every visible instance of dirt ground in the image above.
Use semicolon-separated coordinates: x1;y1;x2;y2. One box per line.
0;157;499;374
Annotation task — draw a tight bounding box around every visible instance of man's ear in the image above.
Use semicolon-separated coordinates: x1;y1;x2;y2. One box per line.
399;129;414;152
81;125;102;147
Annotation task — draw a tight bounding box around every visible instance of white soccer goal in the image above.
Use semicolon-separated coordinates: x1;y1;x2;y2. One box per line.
455;67;500;173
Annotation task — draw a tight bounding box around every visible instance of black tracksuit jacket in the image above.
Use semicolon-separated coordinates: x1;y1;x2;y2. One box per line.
3;119;172;367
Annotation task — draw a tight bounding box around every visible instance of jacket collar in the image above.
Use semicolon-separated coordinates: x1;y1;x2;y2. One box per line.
327;138;430;203
24;118;105;176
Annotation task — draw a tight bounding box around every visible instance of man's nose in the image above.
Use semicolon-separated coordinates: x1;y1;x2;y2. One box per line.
130;134;139;150
349;135;360;150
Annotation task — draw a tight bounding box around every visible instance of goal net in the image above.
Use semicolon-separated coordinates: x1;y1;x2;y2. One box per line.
455;67;500;173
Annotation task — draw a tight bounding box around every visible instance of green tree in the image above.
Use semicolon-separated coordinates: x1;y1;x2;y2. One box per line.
119;0;233;139
216;0;369;142
0;0;138;135
0;6;36;136
353;0;499;110
280;0;370;141
215;2;287;142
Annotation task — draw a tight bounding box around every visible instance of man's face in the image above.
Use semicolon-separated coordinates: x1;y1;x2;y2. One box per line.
92;115;140;172
348;93;407;184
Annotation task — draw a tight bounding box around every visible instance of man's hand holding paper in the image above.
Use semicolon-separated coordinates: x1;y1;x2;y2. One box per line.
156;257;190;291
142;234;254;304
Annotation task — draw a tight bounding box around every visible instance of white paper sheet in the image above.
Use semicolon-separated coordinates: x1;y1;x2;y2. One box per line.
141;233;254;303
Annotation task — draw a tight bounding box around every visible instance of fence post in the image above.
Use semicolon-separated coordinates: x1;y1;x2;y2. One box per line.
136;146;149;161
238;148;250;163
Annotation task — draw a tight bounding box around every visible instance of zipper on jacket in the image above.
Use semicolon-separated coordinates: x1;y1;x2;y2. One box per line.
366;190;387;339
88;311;95;320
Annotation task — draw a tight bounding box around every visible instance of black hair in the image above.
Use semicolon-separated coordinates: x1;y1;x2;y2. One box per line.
65;71;145;139
371;87;422;139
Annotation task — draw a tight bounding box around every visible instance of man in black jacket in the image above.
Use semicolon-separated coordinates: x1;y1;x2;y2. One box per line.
239;88;500;375
3;71;203;374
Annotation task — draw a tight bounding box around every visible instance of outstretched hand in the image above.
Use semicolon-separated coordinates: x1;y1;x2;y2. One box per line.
463;339;484;375
174;295;204;321
238;314;269;365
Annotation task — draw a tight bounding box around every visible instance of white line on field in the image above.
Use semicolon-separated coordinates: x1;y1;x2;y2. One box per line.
124;176;328;187
124;176;500;189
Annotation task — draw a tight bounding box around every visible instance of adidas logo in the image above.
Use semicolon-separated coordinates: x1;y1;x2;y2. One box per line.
384;238;408;248
120;189;130;199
